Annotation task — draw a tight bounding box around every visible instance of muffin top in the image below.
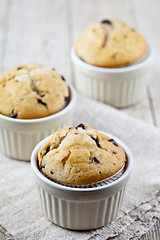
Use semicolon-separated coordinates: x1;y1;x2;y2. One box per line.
38;124;126;185
75;19;147;67
0;63;70;119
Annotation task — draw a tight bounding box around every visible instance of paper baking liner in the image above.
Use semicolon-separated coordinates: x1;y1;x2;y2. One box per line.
36;163;128;230
42;163;126;189
31;131;133;230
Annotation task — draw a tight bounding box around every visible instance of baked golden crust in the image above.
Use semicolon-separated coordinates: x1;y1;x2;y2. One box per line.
0;63;69;119
38;124;126;185
75;19;147;67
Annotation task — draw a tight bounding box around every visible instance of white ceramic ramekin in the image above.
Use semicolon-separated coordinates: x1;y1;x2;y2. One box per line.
0;83;76;161
71;45;153;108
31;132;133;230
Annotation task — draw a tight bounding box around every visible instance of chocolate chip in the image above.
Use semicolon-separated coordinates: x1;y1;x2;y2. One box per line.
45;146;50;155
112;151;117;154
113;142;118;147
39;93;45;97
41;160;46;169
112;53;117;59
52;68;55;71
37;99;47;107
92;137;100;148
101;19;112;25
9;109;17;118
75;123;85;129
50;171;54;174
64;96;69;102
99;171;101;174
92;157;100;163
108;139;118;147
17;67;22;70
61;75;66;81
79;57;86;62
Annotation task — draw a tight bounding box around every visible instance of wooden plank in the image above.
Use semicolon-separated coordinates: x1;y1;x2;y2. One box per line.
121;0;156;125
132;0;160;127
0;0;8;73
0;3;19;239
0;0;155;125
1;0;71;82
69;0;153;125
70;0;135;44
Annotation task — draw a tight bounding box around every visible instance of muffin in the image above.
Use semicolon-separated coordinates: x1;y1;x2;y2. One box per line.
71;19;153;108
31;125;133;230
75;19;147;67
38;124;126;185
0;63;70;119
0;64;76;160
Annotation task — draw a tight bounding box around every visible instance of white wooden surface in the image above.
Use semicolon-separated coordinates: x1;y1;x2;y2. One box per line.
0;0;159;127
0;0;160;239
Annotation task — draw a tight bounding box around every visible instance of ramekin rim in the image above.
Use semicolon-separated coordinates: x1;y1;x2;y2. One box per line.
0;82;76;123
71;43;154;73
31;130;133;193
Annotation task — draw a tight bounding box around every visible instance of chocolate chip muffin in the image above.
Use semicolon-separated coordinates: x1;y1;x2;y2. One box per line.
75;19;147;67
0;63;70;119
38;124;126;185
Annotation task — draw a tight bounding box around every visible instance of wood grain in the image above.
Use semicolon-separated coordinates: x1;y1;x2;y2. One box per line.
0;0;156;125
69;0;154;125
0;0;9;73
133;0;160;127
0;1;159;238
0;0;71;81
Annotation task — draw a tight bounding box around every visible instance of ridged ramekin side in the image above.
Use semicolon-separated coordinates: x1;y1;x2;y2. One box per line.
74;67;149;108
38;186;125;230
71;47;153;108
31;130;133;230
0;84;76;160
0;120;71;160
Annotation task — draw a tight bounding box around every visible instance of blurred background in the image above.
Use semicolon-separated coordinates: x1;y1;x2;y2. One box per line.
0;0;159;126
